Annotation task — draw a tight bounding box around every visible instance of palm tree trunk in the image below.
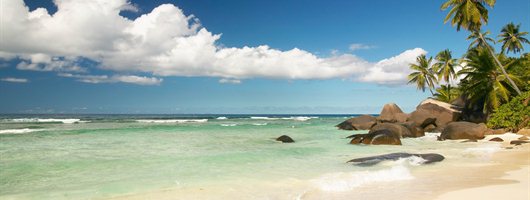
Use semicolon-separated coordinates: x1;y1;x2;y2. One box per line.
447;84;451;101
478;32;522;95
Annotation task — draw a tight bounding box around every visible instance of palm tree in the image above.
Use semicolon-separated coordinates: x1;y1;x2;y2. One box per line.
434;85;461;103
498;23;530;54
441;0;522;95
458;47;521;114
441;0;495;31
408;55;438;95
433;49;457;100
467;30;495;49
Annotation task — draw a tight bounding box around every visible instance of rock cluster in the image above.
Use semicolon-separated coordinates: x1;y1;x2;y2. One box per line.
337;98;500;145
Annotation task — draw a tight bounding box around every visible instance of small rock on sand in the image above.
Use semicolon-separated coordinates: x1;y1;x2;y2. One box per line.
489;137;504;142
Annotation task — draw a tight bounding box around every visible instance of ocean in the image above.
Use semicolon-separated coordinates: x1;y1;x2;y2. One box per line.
0;114;508;199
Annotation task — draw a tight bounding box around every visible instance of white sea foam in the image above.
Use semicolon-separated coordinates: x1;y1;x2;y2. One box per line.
5;118;82;124
417;132;441;141
392;156;428;166
250;117;279;120
136;119;208;123
220;124;237;127
289;116;318;121
252;123;268;126
463;144;501;159
0;128;46;134
250;116;317;121
311;165;414;192
216;117;228;120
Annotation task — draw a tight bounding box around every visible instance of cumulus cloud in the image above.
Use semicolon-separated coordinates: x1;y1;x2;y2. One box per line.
58;73;162;85
349;43;375;51
1;77;29;83
0;0;426;85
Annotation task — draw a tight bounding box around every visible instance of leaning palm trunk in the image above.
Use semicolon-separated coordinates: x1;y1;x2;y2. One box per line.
478;32;522;95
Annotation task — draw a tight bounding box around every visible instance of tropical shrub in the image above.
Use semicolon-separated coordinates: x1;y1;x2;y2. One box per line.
487;91;530;131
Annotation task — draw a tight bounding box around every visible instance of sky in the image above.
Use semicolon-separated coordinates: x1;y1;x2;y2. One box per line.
0;0;529;114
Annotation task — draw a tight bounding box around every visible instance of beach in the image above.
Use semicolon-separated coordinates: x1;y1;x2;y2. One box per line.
1;115;528;200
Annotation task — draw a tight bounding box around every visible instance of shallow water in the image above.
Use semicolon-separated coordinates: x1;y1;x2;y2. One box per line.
0;115;504;199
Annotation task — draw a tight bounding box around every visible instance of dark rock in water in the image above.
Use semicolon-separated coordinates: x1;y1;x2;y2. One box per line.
409;99;461;131
510;140;529;146
378;103;408;123
336;115;377;130
276;135;295;143
489;137;504;142
347;152;445;166
439;122;487;140
349;129;402;145
461;139;478;143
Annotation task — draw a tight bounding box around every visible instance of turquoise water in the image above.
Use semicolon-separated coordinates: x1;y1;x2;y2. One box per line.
0;115;503;199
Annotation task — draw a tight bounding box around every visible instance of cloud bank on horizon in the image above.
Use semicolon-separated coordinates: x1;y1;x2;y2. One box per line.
0;0;427;85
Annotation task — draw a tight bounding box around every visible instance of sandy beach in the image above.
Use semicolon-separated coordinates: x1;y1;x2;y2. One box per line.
433;135;530;200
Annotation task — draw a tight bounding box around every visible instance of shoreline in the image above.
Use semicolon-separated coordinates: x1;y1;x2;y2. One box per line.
430;138;530;200
106;133;530;200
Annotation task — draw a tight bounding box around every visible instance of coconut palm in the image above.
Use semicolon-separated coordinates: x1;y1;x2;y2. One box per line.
498;23;530;54
441;0;521;95
433;49;457;100
408;55;438;95
434;85;461;103
458;47;521;114
441;0;495;32
467;30;495;49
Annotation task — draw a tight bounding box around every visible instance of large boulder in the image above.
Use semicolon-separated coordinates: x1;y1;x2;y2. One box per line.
378;103;408;123
439;122;487;140
409;99;461;131
369;123;412;138
399;122;426;138
349;129;402;145
517;128;530;136
336;115;377;130
347;152;445;166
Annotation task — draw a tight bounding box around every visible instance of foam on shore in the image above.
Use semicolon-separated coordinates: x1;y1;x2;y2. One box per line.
310;165;414;192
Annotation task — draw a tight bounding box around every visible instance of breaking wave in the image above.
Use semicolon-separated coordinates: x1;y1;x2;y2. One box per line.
2;118;84;124
136;119;208;123
0;128;46;134
249;116;318;121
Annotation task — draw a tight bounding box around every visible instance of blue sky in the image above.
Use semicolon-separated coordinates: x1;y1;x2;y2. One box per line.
0;0;529;114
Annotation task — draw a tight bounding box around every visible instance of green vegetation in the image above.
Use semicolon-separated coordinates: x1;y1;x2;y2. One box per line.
498;23;530;54
407;0;529;130
408;55;437;95
487;91;530;131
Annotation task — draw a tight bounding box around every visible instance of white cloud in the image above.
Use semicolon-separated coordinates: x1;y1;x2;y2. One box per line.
349;43;376;51
58;73;162;85
219;78;241;84
359;48;428;84
1;77;28;83
0;0;425;85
